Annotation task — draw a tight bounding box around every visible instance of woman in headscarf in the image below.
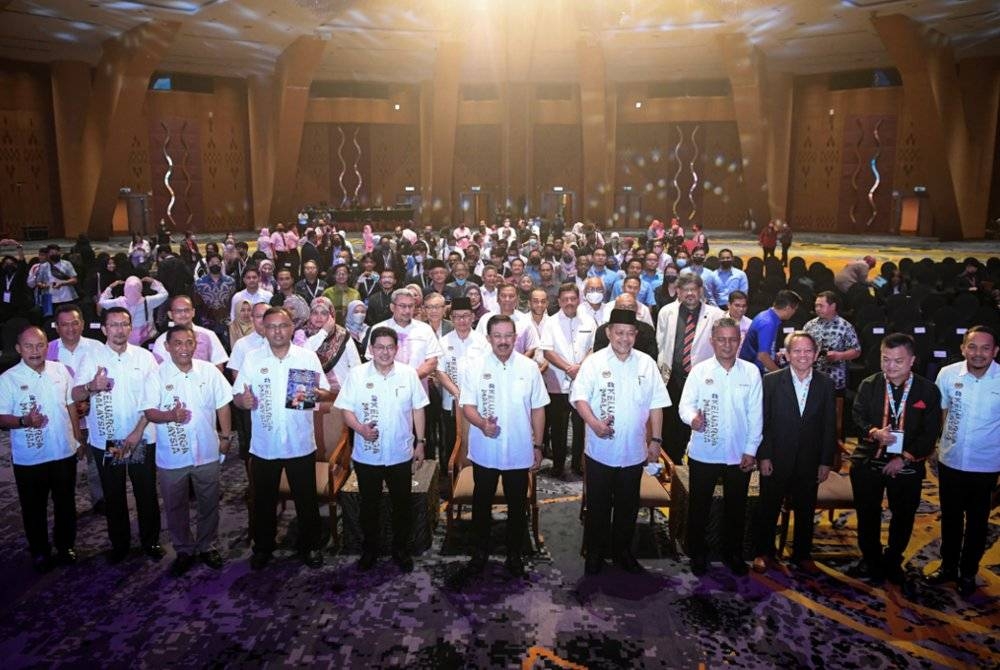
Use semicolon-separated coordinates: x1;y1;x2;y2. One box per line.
229;299;255;347
343;299;370;360
463;284;489;328
128;233;151;270
257;258;277;293
257;227;272;259
98;275;169;344
86;253;119;307
302;297;362;394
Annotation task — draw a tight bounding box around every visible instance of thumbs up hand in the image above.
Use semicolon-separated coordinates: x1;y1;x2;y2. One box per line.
691;408;706;432
235;383;258;410
482;415;501;438
90;367;112;393
171;398;192;424
24;403;48;429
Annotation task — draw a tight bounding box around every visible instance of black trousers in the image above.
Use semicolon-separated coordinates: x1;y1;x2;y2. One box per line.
687;458;751;561
548;393;584;473
13;455;77;557
664;375;691;465
850;462;922;570
250;452;321;555
440;408;456;475
780;243;791;266
938;462;998;577
92;444;160;551
754;466;820;560
471;463;528;559
425;384;443;461
233;405;253;460
353;459;412;556
584;455;643;560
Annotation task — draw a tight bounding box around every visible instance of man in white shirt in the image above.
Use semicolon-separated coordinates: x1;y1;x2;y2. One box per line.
370;288;444;392
726;290;752;349
540;283;596;477
679;317;763;577
656;273;726;463
27;244;78;308
48;304;105;512
72;306;162;564
227;301;269;459
0;326;80;572
145;325;233;577
580;276;607;326
571;309;670;575
233;307;333;570
475;284;539;356
434;297;489;472
460;315;549;577
479;265;501;313
336;326;429;573
229;266;273;322
152;295;228;370
929;325;1000;597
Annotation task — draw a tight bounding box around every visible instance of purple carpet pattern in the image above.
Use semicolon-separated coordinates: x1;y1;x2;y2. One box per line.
0;433;997;669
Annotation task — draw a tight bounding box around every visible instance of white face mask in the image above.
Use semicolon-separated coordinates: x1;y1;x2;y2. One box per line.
585;291;604;305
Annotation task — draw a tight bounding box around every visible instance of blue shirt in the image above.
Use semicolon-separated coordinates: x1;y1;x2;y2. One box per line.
609;276;653;306
739;308;782;374
588;266;622;299
638;270;663;306
705;267;749;307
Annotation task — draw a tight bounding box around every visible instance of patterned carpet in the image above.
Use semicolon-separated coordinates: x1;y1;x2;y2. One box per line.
0;432;997;669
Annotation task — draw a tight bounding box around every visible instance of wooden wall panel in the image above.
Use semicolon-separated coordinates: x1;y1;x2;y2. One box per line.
615;123;675;225
532;124;582;214
0;65;61;239
699;122;749;231
149;117;203;232
369;123;420;208
294;123;332;207
787;106;844;231
453;124;501;202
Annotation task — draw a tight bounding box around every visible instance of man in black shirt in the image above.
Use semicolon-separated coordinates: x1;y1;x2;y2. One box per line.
850;332;942;595
365;269;397;326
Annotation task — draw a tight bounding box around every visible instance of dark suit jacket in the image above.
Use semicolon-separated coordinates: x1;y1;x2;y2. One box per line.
593;321;658;362
852;372;941;466
758;368;837;476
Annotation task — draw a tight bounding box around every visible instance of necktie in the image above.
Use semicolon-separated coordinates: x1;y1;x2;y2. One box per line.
682;311;696;373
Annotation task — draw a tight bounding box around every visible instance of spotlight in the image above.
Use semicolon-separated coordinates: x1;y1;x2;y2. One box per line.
634;101;643;109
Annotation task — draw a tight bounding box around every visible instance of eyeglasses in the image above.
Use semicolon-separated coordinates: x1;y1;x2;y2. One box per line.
371;344;397;352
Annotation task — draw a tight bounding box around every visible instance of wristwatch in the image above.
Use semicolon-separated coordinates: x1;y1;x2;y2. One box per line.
650;437;663;444
415;437;426;443
533;444;543;450
18;416;26;428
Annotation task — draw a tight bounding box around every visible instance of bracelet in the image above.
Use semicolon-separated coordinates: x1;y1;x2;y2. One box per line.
533;444;543;450
18;416;26;428
218;433;233;441
85;382;92;394
650;437;663;444
415;437;426;443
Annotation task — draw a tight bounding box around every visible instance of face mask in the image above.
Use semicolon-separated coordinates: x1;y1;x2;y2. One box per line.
676;259;688;268
454;278;466;286
414;254;424;263
720;260;732;269
585;291;604;304
665;274;678;283
346;311;366;329
209;264;222;274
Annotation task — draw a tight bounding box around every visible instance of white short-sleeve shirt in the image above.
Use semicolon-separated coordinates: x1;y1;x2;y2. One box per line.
570;347;671;467
335;361;429;466
76;344;159;448
153;359;233;469
678;357;763;465
231;344;330;460
49;336;104;379
936;360;1000;473
475;311;539;355
152;325;228;367
0;360;76;465
369;318;444;383
538;310;597;393
227;332;266;373
437;329;489;410
459;351;549;470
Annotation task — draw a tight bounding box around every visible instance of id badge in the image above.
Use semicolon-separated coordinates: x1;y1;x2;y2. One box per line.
2;291;10;303
887;430;905;455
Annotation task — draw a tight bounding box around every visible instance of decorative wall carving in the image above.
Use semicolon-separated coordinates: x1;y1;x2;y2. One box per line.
149;117;202;231
838;114;896;234
788;109;843;231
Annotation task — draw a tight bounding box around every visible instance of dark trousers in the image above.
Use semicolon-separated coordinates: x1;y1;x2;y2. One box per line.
425;385;443;461
938;462;998;577
762;246;776;261
441;408;456;474
780;243;791;266
472;463;528;559
353;459;412;556
754;467;819;560
548;393;584;473
233;405;252;460
687;458;751;560
664;376;691;464
584;455;643;559
250;452;321;555
13;456;77;557
92;444;160;551
850;463;922;570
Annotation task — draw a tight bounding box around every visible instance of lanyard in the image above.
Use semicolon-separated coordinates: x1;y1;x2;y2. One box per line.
883;373;912;431
305;281;321;299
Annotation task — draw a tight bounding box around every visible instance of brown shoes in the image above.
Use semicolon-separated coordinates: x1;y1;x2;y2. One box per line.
752;555;774;574
793;558;821;576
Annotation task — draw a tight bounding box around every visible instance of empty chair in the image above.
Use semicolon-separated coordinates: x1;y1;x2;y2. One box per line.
858;320;891;354
920;292;947;319
951;292;980;323
852;303;885;329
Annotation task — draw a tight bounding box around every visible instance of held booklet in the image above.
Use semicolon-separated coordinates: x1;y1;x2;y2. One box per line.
285;368;320;410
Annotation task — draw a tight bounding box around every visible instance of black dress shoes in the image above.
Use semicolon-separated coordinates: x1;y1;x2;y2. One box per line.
144;545;166;561
613;552;645;574
724;555;749;576
393;552;414;573
504;556;527;578
357;552;378;571
957;576;976;598
108;547;130;565
250;551;272;570
467;553;487;575
170;553;195;577
584;556;604;576
301;549;324;568
924;567;958;585
199;550;224;569
55;548;78;566
32;553;53;573
690;556;707;577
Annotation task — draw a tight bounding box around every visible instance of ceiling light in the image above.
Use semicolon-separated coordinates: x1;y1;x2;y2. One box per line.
394;103;401;111
634;101;643;109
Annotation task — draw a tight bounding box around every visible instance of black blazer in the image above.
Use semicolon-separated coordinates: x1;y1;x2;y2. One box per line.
758;368;837;475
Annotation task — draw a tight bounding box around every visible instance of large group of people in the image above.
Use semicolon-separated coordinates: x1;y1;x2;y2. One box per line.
0;216;997;601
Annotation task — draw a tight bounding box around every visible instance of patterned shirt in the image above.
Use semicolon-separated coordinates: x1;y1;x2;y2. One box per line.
195;274;236;315
803;315;860;391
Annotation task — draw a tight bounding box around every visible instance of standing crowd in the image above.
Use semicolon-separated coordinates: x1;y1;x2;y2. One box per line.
0;216;997;600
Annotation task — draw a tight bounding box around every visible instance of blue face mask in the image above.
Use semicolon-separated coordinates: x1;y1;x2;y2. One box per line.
676;259;688;268
454;278;466;286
